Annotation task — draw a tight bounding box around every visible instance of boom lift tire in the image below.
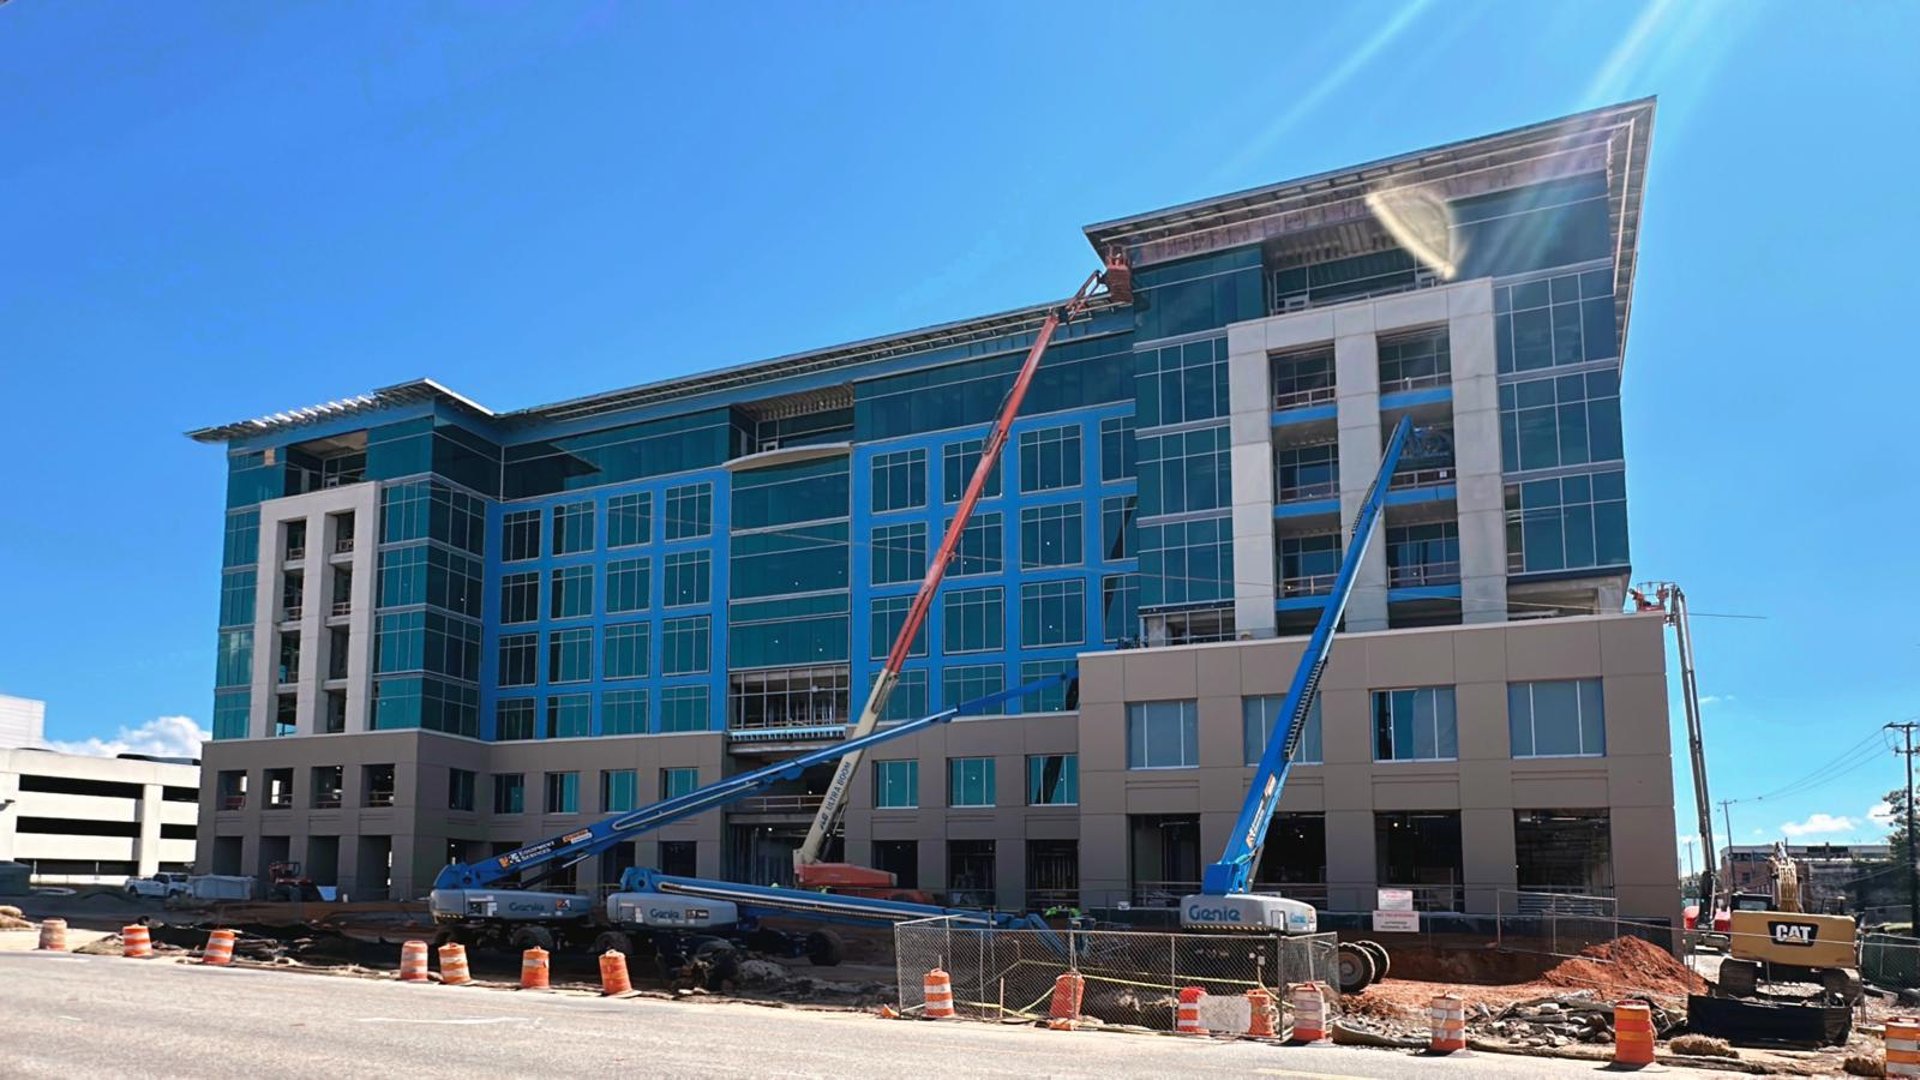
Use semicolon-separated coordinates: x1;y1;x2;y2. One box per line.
510;925;556;955
805;929;845;967
591;931;635;958
1356;939;1391;980
1335;942;1378;993
692;938;740;991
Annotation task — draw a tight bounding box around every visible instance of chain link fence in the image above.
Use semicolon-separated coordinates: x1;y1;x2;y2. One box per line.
1861;932;1920;991
894;916;1339;1032
1493;889;1623;957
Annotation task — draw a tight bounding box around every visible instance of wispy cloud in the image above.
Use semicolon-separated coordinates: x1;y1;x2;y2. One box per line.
1779;813;1856;839
1697;694;1734;706
1870;802;1896;828
48;715;208;759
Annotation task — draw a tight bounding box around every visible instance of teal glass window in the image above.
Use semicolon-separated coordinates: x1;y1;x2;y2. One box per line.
1138;515;1231;606
1494;268;1618;373
377;546;427;608
870;448;927;513
1017;659;1075;712
551;501;595;555
1504;469;1629;573
1385;523;1459;585
1276;441;1340;503
942;663;1005;715
549;565;593;620
372;676;422;730
547;693;591;738
1019;504;1083;568
727;594;849;668
608;492;652;548
942;438;1003;502
1243;695;1323;765
603;621;650;680
873;759;919;809
212;690;250;740
448;768;476;812
1271;345;1336;409
603;689;648;735
661;616;710;675
501;509;541;562
1134;336;1230;426
602;769;638;813
1020;579;1084;647
498;633;537;688
730;524;848;598
222;510;260;568
660;767;699;800
948;512;1002;576
1379;327;1452;391
1132;249;1262;342
496;698;536;741
856;334;1131;441
375;611;426;673
219;570;256;628
419;678;478;738
665;482;713;540
1127;701;1198;769
1026;754;1077;805
869;596;928;660
1509;679;1606;758
1371;687;1458;761
503;410;731;498
871;522;927;586
1499;369;1623;473
663;550;712;607
543;771;580;813
948;757;996;808
216;629;253;688
1018;425;1081;492
1101;496;1136;561
382;481;431;544
875;668;929;722
547;628;592;684
606;557;651;614
1101;573;1139;642
1138;424;1230;516
492;773;525;813
501;571;540;624
1100;415;1137;481
659;685;709;732
942;587;1002;654
1280;534;1340;594
732;459;848;529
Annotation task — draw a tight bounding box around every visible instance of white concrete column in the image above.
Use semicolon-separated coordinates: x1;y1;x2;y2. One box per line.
1226;321;1278;637
136;783;163;877
1334;307;1388;631
1447;282;1508;623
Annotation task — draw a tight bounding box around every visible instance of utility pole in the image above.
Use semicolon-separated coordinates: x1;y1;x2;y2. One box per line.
1890;721;1920;933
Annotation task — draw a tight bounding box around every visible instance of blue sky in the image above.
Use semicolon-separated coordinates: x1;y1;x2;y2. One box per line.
2;3;1915;857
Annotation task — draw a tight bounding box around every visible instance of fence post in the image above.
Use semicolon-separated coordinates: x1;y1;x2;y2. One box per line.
1170;933;1179;1032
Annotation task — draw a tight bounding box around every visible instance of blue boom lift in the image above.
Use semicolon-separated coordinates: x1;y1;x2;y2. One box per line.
1178;416;1429;993
428;676;1065;985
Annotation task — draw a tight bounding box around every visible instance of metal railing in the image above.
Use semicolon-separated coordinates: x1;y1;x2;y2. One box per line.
330;599;352;617
334;537;355;554
365;792;396;808
286;546;306;561
312;795;342;810
1128;880;1202;909
1272;384;1336;411
264;793;293;810
1276;479;1339;502
280;605;303;622
1388;561;1461;587
730;793;826;815
1281;573;1337;598
1390;466;1454;490
220;794;246;811
1379;371;1451;394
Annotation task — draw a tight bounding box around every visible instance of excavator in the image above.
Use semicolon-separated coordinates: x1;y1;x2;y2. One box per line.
1716;842;1862;1003
792;248;1131;895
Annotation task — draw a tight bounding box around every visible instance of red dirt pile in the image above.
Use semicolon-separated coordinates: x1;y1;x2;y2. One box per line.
1533;937;1704;998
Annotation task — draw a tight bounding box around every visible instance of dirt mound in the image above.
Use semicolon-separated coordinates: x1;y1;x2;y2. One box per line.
1535;937;1703;998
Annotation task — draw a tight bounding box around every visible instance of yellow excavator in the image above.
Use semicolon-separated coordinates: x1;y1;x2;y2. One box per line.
1717;843;1861;1003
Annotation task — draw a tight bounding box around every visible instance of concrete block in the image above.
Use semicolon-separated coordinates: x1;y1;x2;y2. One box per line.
1265;311;1336;352
1373;288;1449;331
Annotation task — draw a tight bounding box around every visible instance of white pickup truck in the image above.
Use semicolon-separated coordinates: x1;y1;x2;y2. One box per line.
124;872;190;899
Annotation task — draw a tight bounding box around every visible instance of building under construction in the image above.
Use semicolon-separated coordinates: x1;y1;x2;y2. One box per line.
188;99;1678;921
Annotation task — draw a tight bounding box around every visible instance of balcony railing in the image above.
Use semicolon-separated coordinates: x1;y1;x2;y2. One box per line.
331;599;352;617
313;795;342;810
1272;384;1336;411
286;546;306;562
334;537;355;554
280;605;303;622
1378;371;1451;395
1281;573;1337;598
1275;479;1339;502
1389;561;1461;587
1389;467;1454;490
1025;888;1080;912
264;792;293;810
731;794;826;815
220;794;246;811
365;791;396;808
1129;880;1202;909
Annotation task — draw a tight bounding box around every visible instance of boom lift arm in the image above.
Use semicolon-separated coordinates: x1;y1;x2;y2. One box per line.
1631;582;1716;912
1190;417;1417;916
795;249;1132;889
432;673;1071;894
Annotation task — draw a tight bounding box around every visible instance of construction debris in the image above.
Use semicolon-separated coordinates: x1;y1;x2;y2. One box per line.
0;905;32;931
1670;1034;1738;1058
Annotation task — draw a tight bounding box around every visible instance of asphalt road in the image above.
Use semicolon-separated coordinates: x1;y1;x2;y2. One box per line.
0;951;1714;1079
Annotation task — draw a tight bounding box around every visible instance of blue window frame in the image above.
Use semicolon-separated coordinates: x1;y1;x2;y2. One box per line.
663;550;712;607
1017;659;1075;712
1100;414;1137;481
948;512;1003;576
1018;425;1081;493
661;615;711;675
501;509;541;562
498;633;537;688
869;595;928;660
874;668;929;722
1138;424;1230;516
547;628;592;684
500;571;540;624
547;693;591;738
606;557;651;614
1101;573;1139;642
1020;503;1083;568
603;689;648;735
942;663;1005;714
1101;496;1136;561
665;482;713;540
1020;579;1085;647
870;448;927;513
1134;336;1229;426
1494;268;1618;374
551;501;595;556
496;697;537;740
1499;369;1623;473
659;685;709;732
943;438;1003;502
608;492;652;548
871;522;927;586
603;621;650;680
1505;469;1629;573
549;565;593;620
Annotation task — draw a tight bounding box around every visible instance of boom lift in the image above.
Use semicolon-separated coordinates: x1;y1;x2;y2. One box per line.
794;249;1132;894
1180;416;1425;992
429;675;1069;977
1630;583;1719;928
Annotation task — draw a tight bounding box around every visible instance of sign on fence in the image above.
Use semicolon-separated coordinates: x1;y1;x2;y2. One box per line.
1377;888;1414;912
1372;910;1420;933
